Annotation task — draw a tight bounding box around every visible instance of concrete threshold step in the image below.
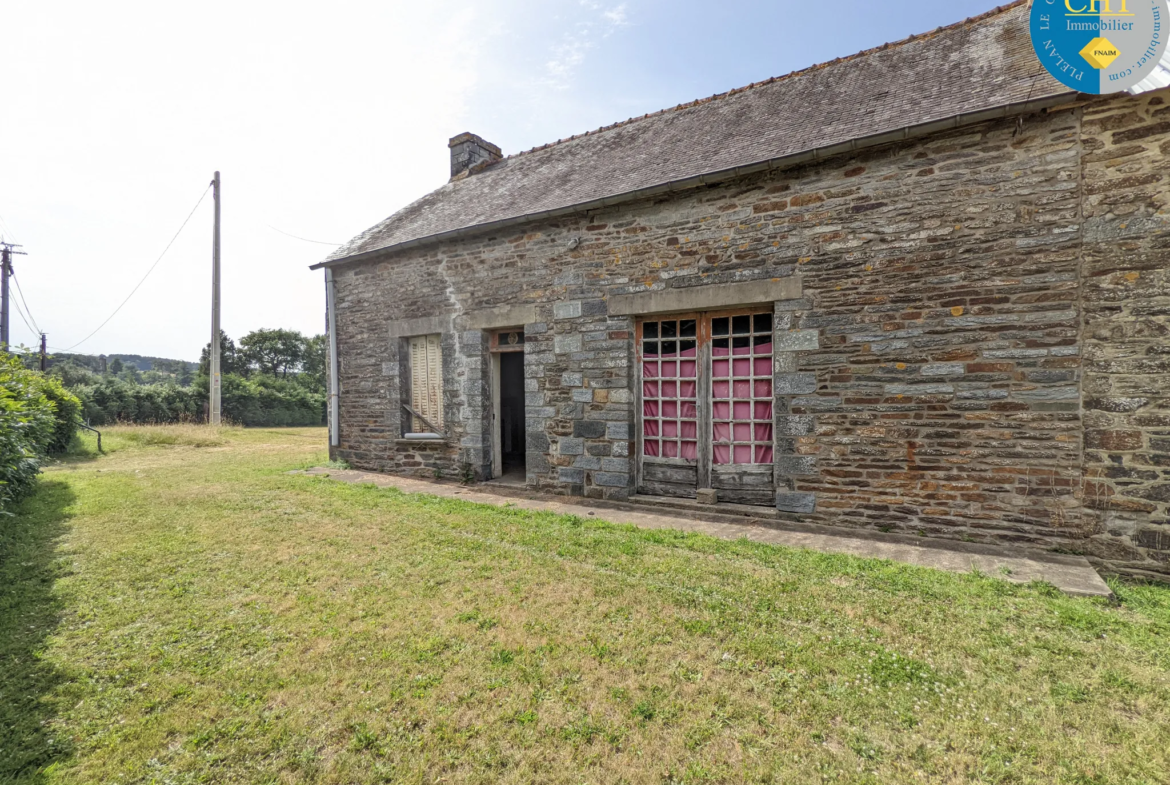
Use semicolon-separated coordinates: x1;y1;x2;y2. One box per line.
631;493;780;521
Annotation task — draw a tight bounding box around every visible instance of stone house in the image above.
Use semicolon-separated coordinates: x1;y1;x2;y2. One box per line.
313;2;1170;579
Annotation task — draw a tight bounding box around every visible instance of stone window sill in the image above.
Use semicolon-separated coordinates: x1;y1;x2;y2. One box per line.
395;437;449;447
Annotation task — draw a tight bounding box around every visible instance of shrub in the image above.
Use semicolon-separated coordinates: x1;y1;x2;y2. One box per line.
39;373;83;452
217;374;325;427
73;380;201;426
0;354;79;512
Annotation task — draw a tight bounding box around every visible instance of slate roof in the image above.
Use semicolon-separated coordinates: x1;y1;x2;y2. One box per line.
323;1;1070;265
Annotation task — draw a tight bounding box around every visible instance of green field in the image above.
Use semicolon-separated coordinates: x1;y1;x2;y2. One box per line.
2;426;1168;784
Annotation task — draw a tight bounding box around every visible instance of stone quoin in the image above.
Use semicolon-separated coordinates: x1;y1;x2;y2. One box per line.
312;2;1170;580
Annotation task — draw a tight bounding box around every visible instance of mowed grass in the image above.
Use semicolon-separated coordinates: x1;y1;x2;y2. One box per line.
2;427;1169;784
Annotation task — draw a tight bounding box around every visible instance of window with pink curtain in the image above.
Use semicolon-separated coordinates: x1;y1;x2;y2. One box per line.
641;317;699;461
711;313;773;465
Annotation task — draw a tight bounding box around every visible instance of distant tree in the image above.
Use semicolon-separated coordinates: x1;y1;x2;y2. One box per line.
108;358;124;375
199;330;244;376
48;360;99;388
301;334;328;392
240;329;307;378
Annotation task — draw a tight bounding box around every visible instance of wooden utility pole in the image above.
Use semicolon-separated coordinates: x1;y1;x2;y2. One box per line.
0;245;9;351
0;242;25;352
40;334;47;371
210;171;222;425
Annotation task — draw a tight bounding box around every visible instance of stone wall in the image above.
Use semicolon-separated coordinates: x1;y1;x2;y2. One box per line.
329;89;1170;577
1079;92;1170;580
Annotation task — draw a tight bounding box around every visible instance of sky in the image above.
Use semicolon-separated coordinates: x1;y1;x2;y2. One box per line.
2;0;1002;361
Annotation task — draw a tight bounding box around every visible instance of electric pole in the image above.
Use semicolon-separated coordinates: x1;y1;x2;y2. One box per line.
210;171;222;425
0;242;26;352
40;334;47;372
1;245;9;351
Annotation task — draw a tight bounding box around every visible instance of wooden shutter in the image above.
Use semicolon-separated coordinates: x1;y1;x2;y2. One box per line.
409;334;443;432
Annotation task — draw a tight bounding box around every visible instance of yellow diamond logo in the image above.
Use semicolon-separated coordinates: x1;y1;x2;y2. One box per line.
1080;37;1121;70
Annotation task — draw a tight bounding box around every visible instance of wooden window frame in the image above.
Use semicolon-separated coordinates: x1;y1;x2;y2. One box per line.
709;310;774;467
635;307;774;494
489;328;525;354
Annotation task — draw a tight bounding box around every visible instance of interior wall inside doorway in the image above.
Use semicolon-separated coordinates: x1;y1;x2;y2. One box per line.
499;351;526;469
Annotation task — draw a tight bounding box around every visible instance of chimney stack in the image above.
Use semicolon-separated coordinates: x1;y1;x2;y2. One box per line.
449;132;502;180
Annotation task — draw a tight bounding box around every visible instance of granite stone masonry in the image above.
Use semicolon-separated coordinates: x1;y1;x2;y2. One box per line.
319;7;1170;578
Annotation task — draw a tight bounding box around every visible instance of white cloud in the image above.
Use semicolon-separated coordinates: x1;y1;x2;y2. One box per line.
602;4;629;28
542;2;631;89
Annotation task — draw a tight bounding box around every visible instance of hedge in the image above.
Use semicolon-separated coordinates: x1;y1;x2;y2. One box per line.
73;375;325;428
0;354;82;512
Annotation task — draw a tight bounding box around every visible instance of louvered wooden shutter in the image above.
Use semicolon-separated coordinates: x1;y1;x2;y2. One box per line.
409;334;443;432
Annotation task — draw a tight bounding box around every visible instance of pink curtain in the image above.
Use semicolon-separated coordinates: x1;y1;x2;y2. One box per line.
712;339;774;465
642;345;699;462
644;335;774;466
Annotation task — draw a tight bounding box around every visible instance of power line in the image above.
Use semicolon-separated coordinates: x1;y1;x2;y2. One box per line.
62;183;211;352
267;223;342;246
11;269;40;335
0;213;18;244
10;290;37;339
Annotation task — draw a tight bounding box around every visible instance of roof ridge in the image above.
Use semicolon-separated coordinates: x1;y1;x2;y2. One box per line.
503;1;1028;161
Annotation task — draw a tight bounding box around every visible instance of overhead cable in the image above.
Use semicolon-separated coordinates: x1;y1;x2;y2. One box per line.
62;184;211;352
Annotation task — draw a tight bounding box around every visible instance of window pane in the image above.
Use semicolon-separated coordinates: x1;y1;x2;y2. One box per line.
662;321;677;339
644;322;658;339
713;318;729;336
681;320;697;338
712;314;777;464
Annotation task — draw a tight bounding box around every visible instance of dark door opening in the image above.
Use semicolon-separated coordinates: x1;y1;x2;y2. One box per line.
498;351;526;481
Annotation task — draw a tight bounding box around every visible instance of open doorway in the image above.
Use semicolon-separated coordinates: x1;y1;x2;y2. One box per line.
491;330;526;484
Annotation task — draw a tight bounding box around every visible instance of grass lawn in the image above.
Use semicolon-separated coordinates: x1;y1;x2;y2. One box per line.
2;426;1169;784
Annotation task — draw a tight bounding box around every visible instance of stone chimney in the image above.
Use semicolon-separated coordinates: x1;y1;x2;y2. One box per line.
448;132;502;180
